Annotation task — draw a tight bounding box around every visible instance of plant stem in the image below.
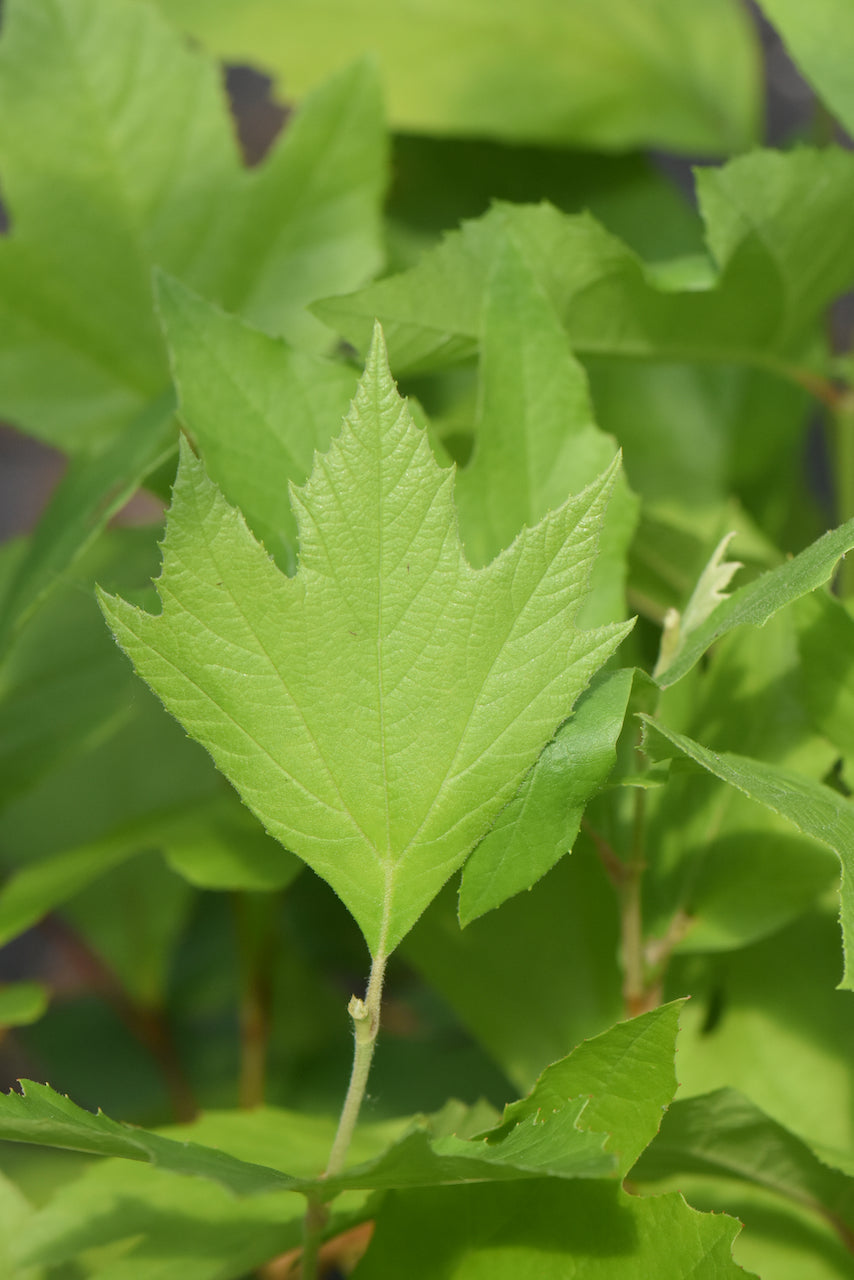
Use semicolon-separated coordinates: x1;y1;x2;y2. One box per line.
300;948;388;1280
619;788;648;1018
232;893;277;1109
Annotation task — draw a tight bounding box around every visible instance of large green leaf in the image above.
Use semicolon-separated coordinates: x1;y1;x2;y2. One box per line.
0;0;385;452
99;328;630;956
315;151;854;379
642;717;854;988
155;0;758;153
156;274;359;574
354;1180;747;1278
758;0;854;138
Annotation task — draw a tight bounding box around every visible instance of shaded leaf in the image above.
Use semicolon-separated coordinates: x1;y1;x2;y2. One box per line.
353;1179;747;1278
634;1088;854;1250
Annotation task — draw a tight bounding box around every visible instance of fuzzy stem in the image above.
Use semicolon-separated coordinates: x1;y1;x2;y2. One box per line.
300;949;388;1280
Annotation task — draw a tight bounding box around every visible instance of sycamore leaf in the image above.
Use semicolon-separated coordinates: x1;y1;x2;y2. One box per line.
315;150;854;378
100;327;630;956
0;0;385;452
640;717;854;989
153;0;758;154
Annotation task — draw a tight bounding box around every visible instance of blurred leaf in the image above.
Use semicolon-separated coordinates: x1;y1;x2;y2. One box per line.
156;275;358;574
668;908;854;1156
0;397;174;653
459;669;632;925
642;716;854;987
634;1088;854;1250
644;614;840;952
0;0;385;451
454;237;637;626
316;151;854;377
0;983;49;1028
0;527;161;810
0;1169;43;1280
757;0;854;137
163;795;303;892
794;591;854;760
354;1179;746;1278
156;0;759;153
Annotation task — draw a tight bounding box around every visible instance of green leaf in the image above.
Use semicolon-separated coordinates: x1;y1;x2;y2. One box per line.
634;1088;854;1248
757;0;854;137
641;717;854;988
458;669;632;924
0;0;385;451
670;908;854;1154
643;612;840;952
794;590;854;760
0;983;49;1029
156;274;358;574
316;151;854;378
0;1170;43;1280
494;1001;685;1177
0;527;160;809
99;328;631;956
353;1180;747;1278
655;517;854;686
0;1082;613;1197
454;237;637;626
155;0;758;153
